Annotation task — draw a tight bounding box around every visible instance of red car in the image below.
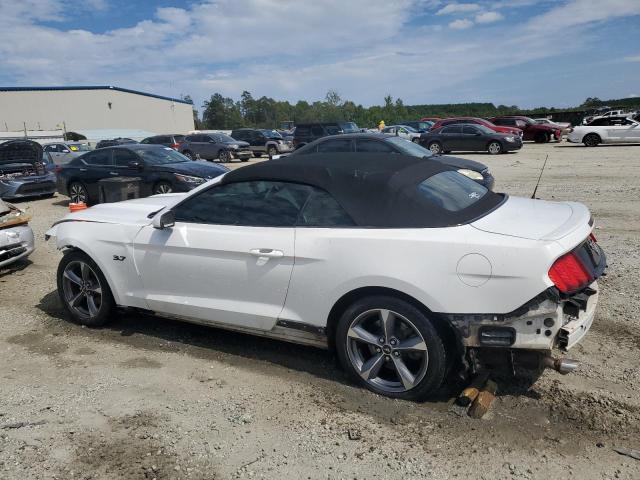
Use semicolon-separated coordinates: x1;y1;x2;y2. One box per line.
419;117;442;123
489;116;562;143
431;117;522;137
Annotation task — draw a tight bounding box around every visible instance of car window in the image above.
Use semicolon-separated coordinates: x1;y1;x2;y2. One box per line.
299;189;355;227
173;181;313;227
462;126;479;135
356;139;395;153
82;149;112;166
113;149;140;167
589;118;609;126
418;171;488;211
317;139;352;153
311;125;325;136
296;126;310;136
44;145;57;152
156;136;170;144
441;126;462;134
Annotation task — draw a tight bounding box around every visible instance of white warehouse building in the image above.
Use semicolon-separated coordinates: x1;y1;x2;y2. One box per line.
0;86;195;135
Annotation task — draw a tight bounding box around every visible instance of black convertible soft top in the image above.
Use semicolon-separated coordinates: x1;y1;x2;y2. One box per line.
220;153;504;228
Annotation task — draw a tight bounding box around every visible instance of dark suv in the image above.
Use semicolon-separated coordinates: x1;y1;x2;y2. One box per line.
293;122;359;149
231;128;293;158
140;134;186;150
179;133;251;162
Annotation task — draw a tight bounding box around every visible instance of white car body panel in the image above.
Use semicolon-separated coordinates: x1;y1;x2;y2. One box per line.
569;119;640;144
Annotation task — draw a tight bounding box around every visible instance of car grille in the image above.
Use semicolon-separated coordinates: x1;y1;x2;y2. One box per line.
0;243;27;263
15;181;56;194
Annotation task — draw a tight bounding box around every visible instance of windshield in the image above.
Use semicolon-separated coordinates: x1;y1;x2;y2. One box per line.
214;134;237;143
418;171;488;211
474;124;495;135
134;147;190;164
261;129;282;138
399;125;418;133
68;143;91;152
386;136;433;157
340;122;359;133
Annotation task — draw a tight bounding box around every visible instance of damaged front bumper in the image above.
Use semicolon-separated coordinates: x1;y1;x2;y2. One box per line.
447;281;599;353
0;224;34;268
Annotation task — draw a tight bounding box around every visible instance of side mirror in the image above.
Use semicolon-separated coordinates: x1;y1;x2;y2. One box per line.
129;160;144;171
152;210;175;229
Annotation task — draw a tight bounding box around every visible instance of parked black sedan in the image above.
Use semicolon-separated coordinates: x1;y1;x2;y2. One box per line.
419;124;522;155
56;145;229;204
285;132;494;189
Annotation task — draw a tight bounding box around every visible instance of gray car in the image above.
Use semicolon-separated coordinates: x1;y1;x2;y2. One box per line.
0;198;34;268
43;142;91;165
0;140;57;200
179;133;252;163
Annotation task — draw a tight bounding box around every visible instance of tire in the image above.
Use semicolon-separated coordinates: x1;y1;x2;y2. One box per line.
428;142;443;155
534;132;548;143
267;146;278;158
411;137;420;143
335;295;447;401
253;152;262;158
487;141;502;155
153;182;173;195
68;181;88;204
218;149;231;163
583;133;601;147
57;250;115;327
183;151;194;160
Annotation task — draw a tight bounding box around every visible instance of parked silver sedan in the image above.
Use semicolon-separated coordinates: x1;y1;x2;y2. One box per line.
43;142;91;165
0;199;34;269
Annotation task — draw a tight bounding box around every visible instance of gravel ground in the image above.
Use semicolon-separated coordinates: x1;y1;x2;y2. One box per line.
1;141;639;479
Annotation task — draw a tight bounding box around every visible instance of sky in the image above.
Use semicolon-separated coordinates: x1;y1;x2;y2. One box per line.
0;0;639;111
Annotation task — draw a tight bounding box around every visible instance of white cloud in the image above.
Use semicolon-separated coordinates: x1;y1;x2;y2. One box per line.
449;18;474;29
436;3;480;15
526;0;640;33
624;54;640;62
475;11;504;23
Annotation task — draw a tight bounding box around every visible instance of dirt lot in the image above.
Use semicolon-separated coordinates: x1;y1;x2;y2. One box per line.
1;142;639;480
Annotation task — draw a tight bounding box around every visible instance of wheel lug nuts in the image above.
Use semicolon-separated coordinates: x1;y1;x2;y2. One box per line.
379;337;385;344
394;351;400;357
390;339;397;346
376;347;381;353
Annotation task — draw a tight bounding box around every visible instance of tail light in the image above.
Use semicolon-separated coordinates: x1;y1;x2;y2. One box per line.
169;142;182;150
55;165;63;173
548;251;591;293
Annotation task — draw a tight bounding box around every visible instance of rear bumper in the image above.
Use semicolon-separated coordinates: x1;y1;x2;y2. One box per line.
0;224;35;268
449;281;599;352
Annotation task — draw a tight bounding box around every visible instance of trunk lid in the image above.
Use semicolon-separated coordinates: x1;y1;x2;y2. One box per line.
471;196;591;241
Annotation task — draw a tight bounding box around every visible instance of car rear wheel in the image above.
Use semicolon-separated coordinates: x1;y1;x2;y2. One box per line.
336;296;447;401
487;141;502;155
57;251;114;327
583;133;601;147
68;181;88;204
428;142;442;155
267;146;278;158
153;182;173;195
254;152;262;158
183;151;194;160
411;137;420;143
218;150;231;163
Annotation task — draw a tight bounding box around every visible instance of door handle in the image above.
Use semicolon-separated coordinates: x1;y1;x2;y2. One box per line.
249;248;284;258
109;172;118;175
79;168;87;172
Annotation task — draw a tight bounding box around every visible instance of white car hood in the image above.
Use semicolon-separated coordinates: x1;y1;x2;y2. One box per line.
57;193;186;226
471;196;591;241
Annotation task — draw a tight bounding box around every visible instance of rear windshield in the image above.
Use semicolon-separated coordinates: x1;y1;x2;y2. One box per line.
340;122;359;133
417;171;488;211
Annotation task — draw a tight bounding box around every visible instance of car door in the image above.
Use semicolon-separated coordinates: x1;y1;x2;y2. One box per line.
439;125;463;151
189;135;209;159
624;119;640;142
132;180;313;330
317;138;354;153
78;149;114;198
251;131;267;152
462;125;485;151
112;148;152;195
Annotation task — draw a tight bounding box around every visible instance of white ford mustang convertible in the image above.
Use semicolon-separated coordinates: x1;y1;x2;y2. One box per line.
47;153;606;400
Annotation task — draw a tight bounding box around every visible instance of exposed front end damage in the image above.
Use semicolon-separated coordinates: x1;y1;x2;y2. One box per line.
0;139;56;200
0;200;35;268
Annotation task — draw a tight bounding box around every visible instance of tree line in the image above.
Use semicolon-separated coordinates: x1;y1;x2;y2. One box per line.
192;91;639;130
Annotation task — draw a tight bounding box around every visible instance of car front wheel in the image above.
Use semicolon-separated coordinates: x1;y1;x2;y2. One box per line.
487;141;502;155
153;182;173;195
336;296;447;401
57;250;114;327
68;181;88;204
218;150;231;162
182;151;194;160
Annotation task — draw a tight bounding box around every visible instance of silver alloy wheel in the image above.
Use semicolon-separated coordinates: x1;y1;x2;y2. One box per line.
154;183;172;194
268;146;277;157
219;150;231;162
61;260;103;320
346;308;429;393
429;143;441;154
488;141;501;154
184;152;193;160
69;183;87;203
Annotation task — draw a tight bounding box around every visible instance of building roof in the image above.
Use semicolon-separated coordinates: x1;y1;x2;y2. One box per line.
0;86;192;105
